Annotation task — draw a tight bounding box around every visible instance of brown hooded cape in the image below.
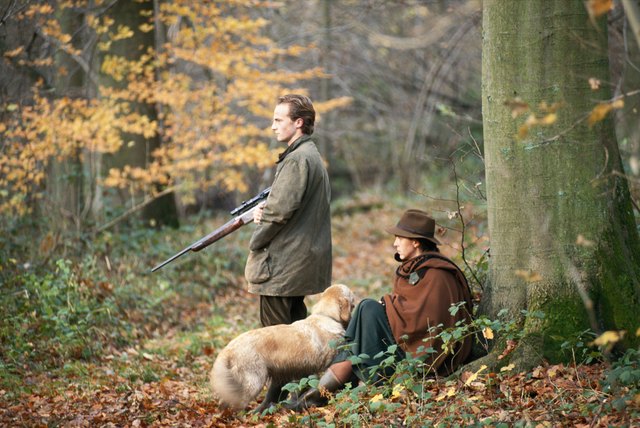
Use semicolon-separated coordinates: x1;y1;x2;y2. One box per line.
381;252;473;375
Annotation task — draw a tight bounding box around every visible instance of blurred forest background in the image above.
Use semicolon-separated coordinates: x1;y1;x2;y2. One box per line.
1;0;639;426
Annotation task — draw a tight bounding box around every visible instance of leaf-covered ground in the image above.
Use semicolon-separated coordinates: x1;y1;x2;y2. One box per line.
1;202;638;427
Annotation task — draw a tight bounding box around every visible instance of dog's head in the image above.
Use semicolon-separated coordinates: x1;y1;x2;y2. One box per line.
312;283;356;327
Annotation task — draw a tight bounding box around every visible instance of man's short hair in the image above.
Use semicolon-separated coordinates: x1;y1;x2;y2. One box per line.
278;94;315;135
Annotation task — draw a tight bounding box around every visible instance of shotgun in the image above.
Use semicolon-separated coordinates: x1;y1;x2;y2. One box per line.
151;187;271;272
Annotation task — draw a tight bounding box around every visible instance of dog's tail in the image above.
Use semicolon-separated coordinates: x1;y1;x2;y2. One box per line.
210;350;265;410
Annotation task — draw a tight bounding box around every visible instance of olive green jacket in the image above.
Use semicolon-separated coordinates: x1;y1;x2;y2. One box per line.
245;135;332;296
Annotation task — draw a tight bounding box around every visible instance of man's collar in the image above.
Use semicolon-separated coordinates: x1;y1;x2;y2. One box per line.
277;135;311;163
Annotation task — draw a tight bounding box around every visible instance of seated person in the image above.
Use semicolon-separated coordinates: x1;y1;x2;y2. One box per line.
287;209;474;410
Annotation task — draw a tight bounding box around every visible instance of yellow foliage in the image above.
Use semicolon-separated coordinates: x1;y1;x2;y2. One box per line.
482;327;494;340
391;384;404;399
588;99;624;127
1;0;350;217
500;363;515;372
24;4;54;18
4;47;24;58
591;330;625;347
436;386;456;401
370;393;383;403
464;365;487;386
112;25;134;41
517;113;557;139
139;23;154;33
586;0;613;21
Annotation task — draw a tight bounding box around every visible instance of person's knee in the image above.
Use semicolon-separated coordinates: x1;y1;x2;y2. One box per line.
357;298;386;322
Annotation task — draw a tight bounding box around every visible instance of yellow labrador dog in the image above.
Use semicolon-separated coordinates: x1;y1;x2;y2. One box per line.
210;284;356;412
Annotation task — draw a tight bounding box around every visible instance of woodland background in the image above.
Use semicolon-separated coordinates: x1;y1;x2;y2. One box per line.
1;0;639;426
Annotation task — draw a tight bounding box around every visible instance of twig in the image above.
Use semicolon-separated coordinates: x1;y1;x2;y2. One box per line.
449;158;484;291
0;0;25;27
93;185;178;234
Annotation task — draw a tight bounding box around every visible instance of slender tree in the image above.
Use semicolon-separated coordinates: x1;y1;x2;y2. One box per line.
100;0;179;228
479;0;640;370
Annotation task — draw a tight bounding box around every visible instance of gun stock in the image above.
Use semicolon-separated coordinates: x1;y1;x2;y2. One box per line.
151;208;255;272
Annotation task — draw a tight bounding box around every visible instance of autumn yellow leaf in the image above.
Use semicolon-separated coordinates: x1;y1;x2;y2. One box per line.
391;384;404;399
538;113;557;125
436;386;456;401
370;393;383;403
482;327;494;340
547;365;562;378
500;363;515;372
591;330;625;347
4;46;24;58
517;112;557;139
588;99;624;126
538;101;563;113
586;0;613;20
464;365;487;386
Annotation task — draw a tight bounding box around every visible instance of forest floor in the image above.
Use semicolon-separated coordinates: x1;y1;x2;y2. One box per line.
1;202;639;427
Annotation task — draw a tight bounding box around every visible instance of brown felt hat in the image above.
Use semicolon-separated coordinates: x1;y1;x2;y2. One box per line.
385;209;441;245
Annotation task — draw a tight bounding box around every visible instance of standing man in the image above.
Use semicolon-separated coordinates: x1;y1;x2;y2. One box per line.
245;94;332;327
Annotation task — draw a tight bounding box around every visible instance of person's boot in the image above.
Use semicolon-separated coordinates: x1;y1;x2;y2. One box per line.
285;361;353;411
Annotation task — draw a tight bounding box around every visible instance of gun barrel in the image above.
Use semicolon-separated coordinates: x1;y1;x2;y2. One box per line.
151;246;191;272
150;209;255;272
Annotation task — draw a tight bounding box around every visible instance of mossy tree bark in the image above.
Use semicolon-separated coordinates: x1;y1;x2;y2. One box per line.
479;0;640;371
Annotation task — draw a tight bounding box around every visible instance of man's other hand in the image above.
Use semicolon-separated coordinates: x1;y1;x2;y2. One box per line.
253;201;266;224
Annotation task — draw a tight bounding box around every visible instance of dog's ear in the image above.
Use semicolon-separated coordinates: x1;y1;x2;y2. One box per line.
338;294;354;325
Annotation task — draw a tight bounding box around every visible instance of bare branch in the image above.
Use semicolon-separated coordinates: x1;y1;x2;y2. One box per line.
449;157;484;291
0;0;26;27
93;186;179;234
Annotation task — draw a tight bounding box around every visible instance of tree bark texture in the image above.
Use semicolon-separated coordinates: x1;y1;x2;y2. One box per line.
481;0;640;365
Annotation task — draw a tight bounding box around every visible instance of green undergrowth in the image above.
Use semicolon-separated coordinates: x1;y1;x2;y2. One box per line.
0;211;253;397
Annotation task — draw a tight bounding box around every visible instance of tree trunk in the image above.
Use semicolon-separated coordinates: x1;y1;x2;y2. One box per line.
49;6;86;234
480;0;640;370
101;0;178;228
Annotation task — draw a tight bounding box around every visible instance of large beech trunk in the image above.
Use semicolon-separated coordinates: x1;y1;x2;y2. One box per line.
479;0;640;370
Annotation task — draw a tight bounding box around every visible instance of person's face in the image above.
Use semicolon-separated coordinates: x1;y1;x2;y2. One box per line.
272;103;303;145
393;236;421;261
